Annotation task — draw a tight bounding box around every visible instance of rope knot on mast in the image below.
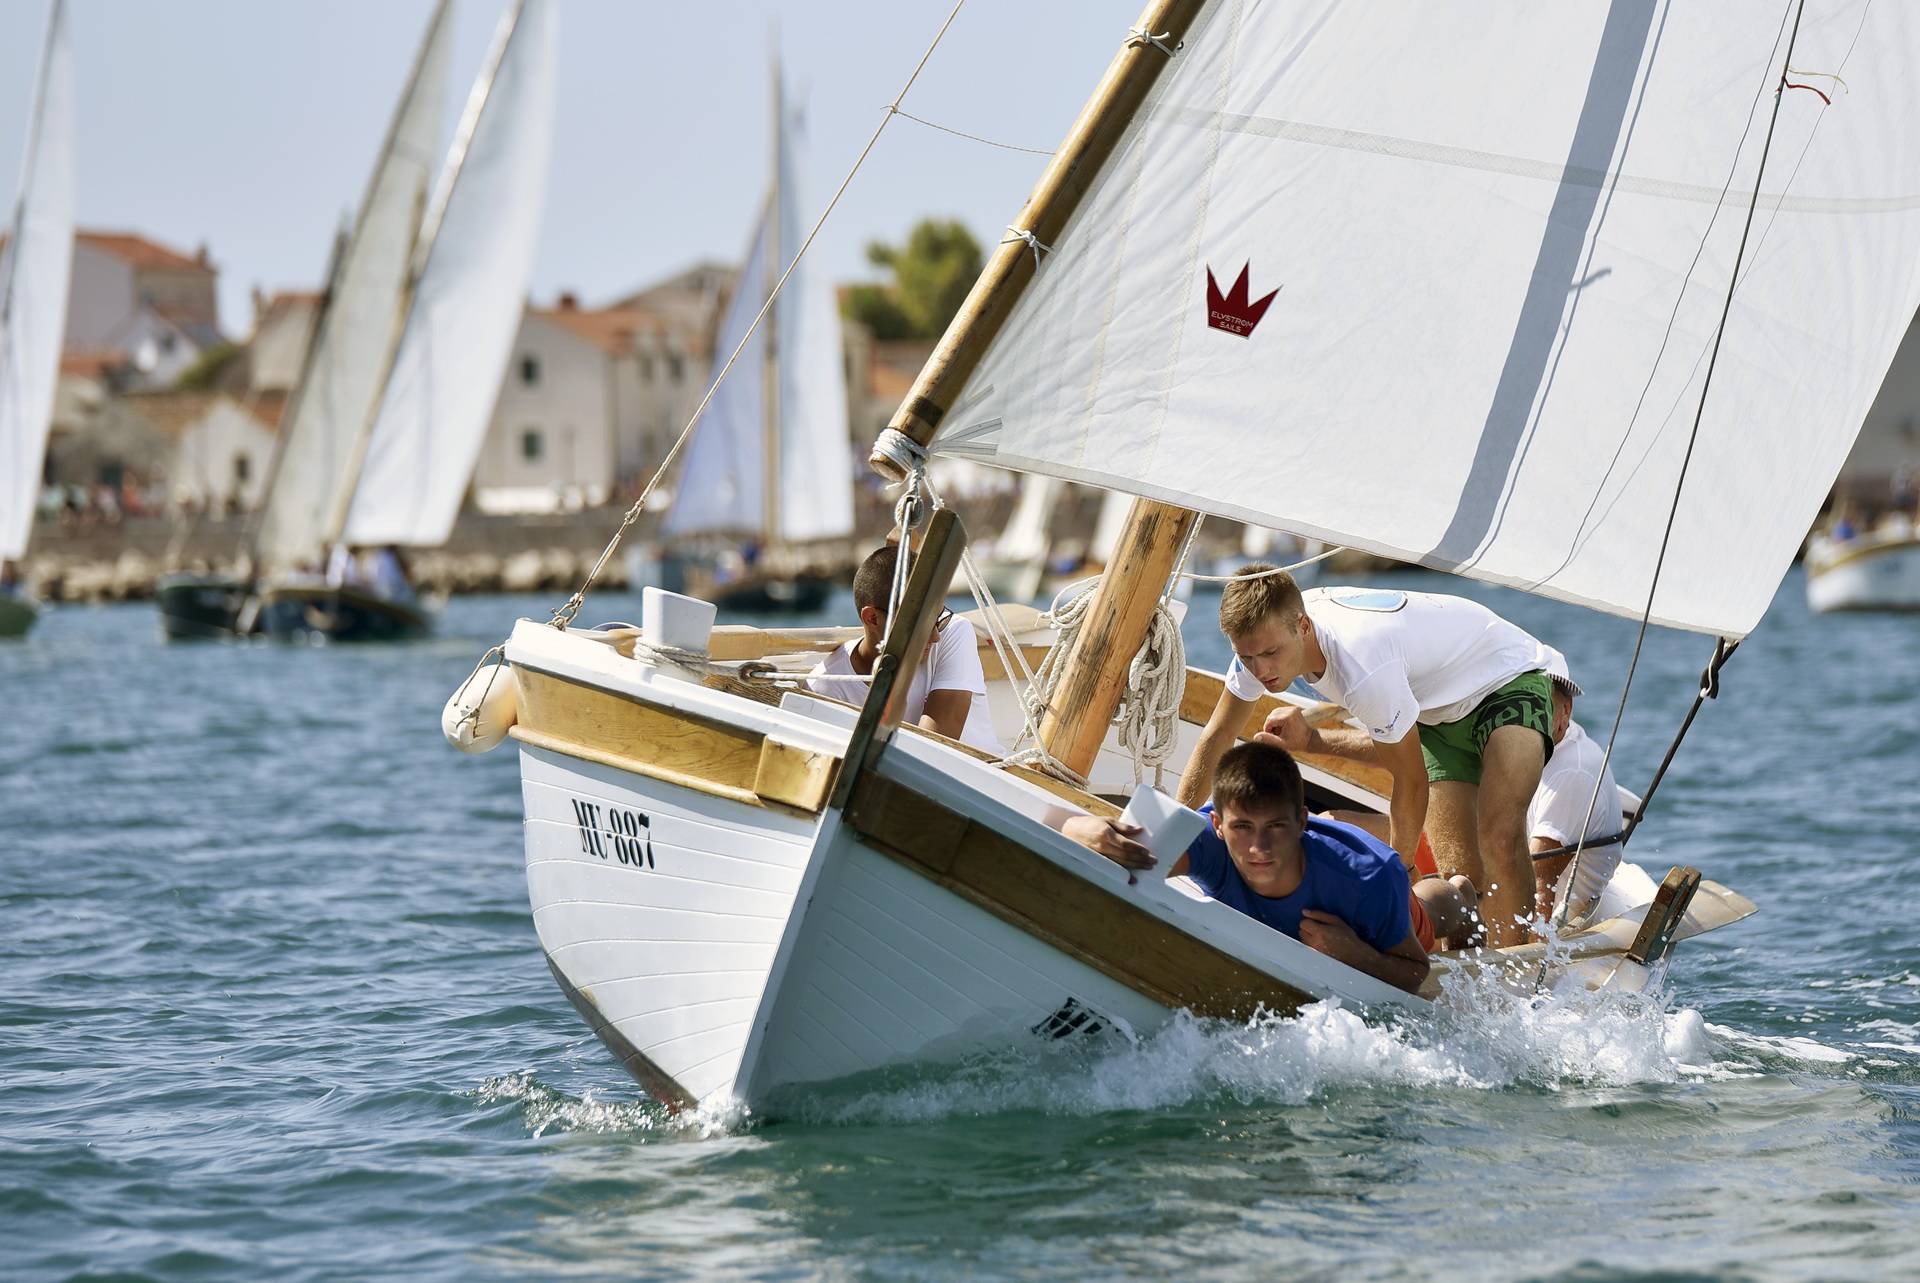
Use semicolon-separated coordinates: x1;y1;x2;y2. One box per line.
1002;226;1053;269
1125;27;1179;56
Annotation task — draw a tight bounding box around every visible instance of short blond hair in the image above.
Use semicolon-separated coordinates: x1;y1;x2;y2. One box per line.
1218;563;1303;639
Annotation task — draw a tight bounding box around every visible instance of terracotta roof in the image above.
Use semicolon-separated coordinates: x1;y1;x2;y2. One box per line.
60;348;127;380
868;339;935;401
121;389;285;438
535;304;673;356
77;230;212;273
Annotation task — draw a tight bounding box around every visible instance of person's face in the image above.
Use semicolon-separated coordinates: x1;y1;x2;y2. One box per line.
1230;611;1311;690
1212;796;1307;897
859;604;951;660
1551;687;1572;742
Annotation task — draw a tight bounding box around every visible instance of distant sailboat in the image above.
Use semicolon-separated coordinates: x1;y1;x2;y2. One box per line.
155;0;456;641
0;0;72;640
257;0;556;642
659;59;854;614
975;474;1060;601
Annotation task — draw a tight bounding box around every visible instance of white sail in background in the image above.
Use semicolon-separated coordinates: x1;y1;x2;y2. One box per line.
343;0;556;548
1090;489;1131;565
251;0;454;573
771;84;854;544
665;65;854;545
665;204;771;537
933;0;1920;638
996;474;1060;563
0;0;72;562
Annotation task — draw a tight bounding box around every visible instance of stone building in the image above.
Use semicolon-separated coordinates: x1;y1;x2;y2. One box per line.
63;231;225;388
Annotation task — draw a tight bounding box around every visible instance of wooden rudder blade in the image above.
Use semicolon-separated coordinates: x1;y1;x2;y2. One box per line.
1626;865;1703;966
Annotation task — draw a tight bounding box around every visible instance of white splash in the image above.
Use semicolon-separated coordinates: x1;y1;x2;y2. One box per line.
476;1070;748;1139
802;968;1725;1126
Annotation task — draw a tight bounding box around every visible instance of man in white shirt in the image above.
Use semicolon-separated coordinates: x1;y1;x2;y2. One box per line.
806;546;1003;754
1530;653;1624;925
1179;566;1555;947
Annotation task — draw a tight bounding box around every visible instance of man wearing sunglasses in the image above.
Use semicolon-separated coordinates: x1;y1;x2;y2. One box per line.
806;545;1004;753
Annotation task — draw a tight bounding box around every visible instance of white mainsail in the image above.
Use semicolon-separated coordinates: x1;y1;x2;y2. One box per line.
0;0;72;563
342;0;556;548
665;65;854;545
251;0;455;573
930;0;1920;639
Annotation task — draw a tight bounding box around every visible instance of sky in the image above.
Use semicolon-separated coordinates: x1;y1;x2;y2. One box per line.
0;0;1136;335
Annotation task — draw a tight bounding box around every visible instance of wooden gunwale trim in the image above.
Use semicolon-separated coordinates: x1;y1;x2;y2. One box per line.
843;772;1310;1020
510;663;816;816
543;951;699;1113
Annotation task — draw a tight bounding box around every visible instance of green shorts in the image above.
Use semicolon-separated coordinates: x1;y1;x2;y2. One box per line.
1417;670;1554;785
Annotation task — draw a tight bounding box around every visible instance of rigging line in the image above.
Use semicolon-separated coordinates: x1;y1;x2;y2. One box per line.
545;0;972;629
1539;0;1810;975
888;108;1052;156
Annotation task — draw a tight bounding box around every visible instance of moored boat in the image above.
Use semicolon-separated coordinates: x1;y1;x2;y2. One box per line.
1805;525;1920;612
154;573;253;641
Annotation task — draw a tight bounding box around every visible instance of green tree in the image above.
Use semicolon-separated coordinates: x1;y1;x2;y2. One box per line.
842;218;981;340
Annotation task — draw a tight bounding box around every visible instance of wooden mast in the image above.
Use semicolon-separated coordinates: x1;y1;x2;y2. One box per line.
867;0;1209;782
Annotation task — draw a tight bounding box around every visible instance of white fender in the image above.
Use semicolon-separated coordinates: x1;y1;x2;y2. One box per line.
443;662;519;753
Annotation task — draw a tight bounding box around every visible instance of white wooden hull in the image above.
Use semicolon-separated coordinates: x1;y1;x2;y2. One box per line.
504;619;1754;1112
520;745;816;1106
1806;534;1920;612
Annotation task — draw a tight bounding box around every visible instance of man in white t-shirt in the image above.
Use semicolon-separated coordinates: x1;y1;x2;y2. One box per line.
1179;566;1556;947
806;545;1003;754
1529;653;1624;925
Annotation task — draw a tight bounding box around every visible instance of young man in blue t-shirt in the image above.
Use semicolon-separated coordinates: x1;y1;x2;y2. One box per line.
1169;741;1431;994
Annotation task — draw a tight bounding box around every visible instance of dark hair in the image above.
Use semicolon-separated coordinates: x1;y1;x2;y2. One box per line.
1213;740;1305;814
852;545;900;615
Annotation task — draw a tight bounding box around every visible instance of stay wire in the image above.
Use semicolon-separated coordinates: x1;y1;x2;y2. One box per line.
1537;0;1810;978
545;0;971;630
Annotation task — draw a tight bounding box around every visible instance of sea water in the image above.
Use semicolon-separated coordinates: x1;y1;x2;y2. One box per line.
3;568;1917;1281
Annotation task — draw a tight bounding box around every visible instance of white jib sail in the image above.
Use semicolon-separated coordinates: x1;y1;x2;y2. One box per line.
342;0;556;548
931;0;1920;638
663;202;771;538
771;78;854;544
251;0;455;573
0;0;72;562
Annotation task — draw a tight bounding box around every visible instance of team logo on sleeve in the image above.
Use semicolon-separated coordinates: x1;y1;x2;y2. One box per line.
1205;262;1280;337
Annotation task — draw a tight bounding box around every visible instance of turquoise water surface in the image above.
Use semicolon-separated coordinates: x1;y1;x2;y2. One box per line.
3;568;1917;1281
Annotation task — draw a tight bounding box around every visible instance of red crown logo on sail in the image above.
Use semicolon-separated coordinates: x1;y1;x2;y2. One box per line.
1205;263;1280;338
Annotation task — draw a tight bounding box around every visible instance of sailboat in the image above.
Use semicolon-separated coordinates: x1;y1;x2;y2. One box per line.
975;474;1060;601
155;0;456;642
474;0;1920;1111
658;60;854;615
256;0;556;642
0;0;72;641
1804;519;1920;611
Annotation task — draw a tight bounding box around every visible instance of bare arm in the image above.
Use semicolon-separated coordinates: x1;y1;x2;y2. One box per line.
1376;729;1428;864
919;688;973;741
1531;835;1568;917
1298;911;1431;994
1177;686;1256;809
